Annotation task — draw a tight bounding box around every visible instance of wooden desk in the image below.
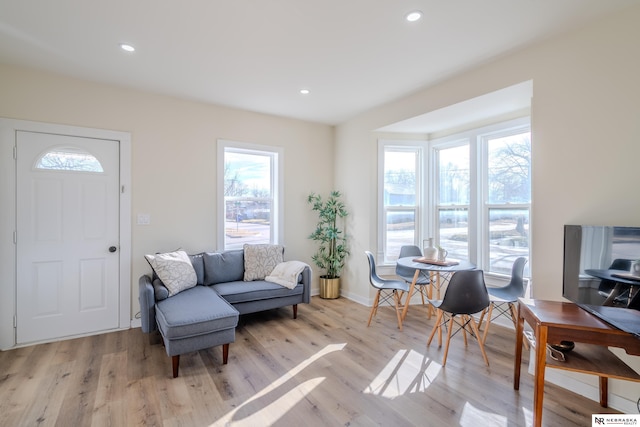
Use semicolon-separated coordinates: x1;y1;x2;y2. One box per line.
514;299;640;427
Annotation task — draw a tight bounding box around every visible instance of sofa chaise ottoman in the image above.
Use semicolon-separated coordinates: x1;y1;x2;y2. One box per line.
155;285;239;378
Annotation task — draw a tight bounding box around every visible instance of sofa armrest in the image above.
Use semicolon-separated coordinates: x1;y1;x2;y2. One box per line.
302;265;312;304
138;274;157;333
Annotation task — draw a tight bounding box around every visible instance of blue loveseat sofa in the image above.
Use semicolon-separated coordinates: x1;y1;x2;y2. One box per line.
139;247;311;377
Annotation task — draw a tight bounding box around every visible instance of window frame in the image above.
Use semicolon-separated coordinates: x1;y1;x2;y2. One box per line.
217;139;283;251
434;138;473;262
377;116;531;279
432;117;531;276
479;122;531;275
377;140;428;264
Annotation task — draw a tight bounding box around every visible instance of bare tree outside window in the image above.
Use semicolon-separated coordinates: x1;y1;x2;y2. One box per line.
36;148;103;172
380;121;530;275
486;131;531;275
488;134;531;204
223;148;275;248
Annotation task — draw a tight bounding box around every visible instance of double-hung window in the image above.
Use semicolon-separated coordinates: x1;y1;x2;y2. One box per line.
483;126;531;275
217;140;282;250
433;117;531;276
379;117;531;278
436;141;470;262
379;143;423;264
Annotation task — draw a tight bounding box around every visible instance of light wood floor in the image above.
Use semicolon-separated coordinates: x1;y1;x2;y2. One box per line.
0;296;617;426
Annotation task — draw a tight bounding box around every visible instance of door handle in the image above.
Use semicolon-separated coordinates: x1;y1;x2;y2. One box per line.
109;246;117;253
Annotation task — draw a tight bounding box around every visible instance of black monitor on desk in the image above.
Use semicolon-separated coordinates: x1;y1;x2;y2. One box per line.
563;225;640;338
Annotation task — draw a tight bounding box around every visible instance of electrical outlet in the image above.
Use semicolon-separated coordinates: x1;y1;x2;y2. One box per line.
137;213;151;225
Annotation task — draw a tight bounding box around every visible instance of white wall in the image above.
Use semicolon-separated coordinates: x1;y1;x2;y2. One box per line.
335;4;640;411
0;63;335;334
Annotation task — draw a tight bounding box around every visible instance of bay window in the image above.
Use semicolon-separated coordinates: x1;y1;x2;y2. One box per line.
379;117;531;278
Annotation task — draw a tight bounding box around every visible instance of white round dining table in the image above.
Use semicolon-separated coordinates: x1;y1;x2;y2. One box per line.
396;256;476;321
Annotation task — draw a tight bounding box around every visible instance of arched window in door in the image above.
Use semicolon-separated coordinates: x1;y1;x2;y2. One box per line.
35;146;104;172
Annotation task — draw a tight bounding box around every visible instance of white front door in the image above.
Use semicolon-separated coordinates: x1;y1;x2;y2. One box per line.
16;131;121;344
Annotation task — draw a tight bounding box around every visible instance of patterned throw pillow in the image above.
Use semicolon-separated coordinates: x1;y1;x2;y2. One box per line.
145;250;197;297
243;244;284;281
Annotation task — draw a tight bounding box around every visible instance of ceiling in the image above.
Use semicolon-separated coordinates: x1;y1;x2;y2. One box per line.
0;1;636;126
376;80;533;135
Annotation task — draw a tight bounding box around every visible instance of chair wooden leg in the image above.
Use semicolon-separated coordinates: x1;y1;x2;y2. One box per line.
373;291;382;317
426;282;434;319
393;291;403;331
427;309;443;346
172;355;180;378
438;312;443;347
509;303;518;328
482;304;493;345
367;291;381;326
461;315;469;346
469;316;490;366
442;313;454;366
478;306;488;330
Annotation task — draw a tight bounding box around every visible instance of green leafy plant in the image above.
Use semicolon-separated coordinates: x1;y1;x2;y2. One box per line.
307;191;349;279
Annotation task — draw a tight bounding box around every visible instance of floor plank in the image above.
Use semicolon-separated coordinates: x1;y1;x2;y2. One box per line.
0;296;623;426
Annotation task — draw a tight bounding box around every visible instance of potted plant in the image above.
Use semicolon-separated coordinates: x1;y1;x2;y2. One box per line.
307;191;349;299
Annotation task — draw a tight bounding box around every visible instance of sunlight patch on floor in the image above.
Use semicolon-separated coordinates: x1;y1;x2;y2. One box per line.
363;349;442;398
215;377;325;426
460;402;507;427
211;343;346;426
522;406;533;426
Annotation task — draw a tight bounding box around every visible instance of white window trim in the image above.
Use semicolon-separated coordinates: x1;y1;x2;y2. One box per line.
217;139;284;250
432;136;475;260
376;117;531;278
377;139;428;266
432;116;531;276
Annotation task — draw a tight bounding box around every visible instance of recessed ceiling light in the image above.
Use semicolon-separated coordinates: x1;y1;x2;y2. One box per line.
406;11;423;22
299;89;310;95
120;43;135;52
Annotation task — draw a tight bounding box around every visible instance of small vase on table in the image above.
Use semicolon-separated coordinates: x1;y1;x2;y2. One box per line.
423;238;438;260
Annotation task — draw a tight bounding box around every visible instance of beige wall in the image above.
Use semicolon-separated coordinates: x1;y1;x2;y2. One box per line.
0;63;334;323
2;2;640;409
335;4;640;409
